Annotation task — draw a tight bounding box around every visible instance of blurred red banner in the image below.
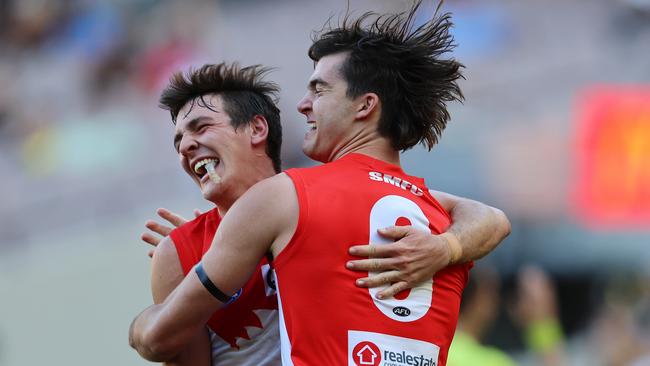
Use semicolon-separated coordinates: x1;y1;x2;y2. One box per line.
573;86;650;228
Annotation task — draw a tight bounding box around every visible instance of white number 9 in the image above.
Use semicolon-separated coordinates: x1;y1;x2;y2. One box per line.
368;195;433;322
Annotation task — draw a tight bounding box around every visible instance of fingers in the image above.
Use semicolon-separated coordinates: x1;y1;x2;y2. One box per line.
354;273;413;300
141;232;161;247
349;244;396;258
157;208;189;228
145;220;174;238
346;257;397;272
348;225;415;257
377;281;410;299
141;208;190;257
377;225;411;240
355;270;401;289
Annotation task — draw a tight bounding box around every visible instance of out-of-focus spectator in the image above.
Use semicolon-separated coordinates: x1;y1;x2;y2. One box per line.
448;266;517;366
589;273;650;366
449;265;571;366
1;0;72;51
512;266;568;366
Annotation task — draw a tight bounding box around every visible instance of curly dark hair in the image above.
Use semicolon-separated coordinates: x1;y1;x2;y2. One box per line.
159;63;283;173
308;0;464;151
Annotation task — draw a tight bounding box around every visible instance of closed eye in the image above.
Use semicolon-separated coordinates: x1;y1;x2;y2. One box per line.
173;136;181;152
173;116;214;152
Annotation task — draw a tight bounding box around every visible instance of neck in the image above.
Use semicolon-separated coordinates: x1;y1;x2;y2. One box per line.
328;127;400;166
212;157;276;217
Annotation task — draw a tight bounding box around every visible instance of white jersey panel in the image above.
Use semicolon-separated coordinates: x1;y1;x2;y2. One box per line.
209;308;281;366
274;271;294;366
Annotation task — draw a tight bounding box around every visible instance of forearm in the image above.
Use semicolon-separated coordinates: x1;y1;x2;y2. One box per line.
446;199;511;263
347;193;510;296
129;272;221;361
163;327;212;366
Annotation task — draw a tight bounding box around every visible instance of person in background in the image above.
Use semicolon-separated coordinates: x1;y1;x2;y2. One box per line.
447;266;517;366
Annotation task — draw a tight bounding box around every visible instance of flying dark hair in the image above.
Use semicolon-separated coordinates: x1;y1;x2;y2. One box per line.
159;63;283;173
308;0;464;151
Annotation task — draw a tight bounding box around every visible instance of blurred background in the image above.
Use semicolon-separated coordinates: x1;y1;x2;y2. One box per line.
0;0;648;365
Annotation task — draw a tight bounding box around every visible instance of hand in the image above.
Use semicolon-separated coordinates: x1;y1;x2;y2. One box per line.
141;208;201;257
347;225;452;299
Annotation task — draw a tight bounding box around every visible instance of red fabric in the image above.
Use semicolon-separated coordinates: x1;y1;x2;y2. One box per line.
276;153;471;365
170;209;278;349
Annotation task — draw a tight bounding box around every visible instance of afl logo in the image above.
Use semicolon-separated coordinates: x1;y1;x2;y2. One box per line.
392;306;411;317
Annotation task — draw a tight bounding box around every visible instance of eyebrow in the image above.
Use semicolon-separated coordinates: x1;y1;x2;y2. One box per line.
173;116;213;150
308;78;331;90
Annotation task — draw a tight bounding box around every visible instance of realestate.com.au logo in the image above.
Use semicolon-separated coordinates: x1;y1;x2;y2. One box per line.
352;341;436;366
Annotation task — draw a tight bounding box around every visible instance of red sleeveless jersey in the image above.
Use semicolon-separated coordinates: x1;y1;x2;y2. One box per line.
276;153;471;366
170;208;280;365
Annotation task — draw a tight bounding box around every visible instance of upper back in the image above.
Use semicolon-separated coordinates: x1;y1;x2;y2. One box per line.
274;153;470;366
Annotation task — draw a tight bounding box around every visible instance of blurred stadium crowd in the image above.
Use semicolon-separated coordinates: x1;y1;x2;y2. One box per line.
0;0;649;365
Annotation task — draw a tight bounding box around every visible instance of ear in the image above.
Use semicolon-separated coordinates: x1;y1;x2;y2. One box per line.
249;115;269;146
355;93;380;120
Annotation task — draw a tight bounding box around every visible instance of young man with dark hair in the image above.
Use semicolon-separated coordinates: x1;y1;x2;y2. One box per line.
148;63;283;366
132;4;510;364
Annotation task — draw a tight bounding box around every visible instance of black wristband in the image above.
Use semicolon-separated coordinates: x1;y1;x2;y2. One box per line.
195;262;233;303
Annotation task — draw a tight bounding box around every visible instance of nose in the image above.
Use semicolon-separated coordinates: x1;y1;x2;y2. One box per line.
297;92;312;115
178;134;198;156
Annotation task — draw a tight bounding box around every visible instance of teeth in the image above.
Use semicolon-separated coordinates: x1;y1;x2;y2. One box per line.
307;122;316;131
194;158;219;174
205;161;221;184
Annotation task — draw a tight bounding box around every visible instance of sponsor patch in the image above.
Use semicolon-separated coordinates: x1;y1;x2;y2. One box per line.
348;330;439;366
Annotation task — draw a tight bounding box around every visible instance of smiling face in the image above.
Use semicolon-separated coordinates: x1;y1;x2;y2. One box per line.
173;94;260;207
297;52;361;163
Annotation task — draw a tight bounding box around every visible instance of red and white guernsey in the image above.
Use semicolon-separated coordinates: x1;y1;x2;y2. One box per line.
277;153;472;366
170;208;280;366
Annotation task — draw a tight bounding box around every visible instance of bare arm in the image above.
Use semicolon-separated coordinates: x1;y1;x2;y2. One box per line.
129;174;297;361
148;237;211;366
431;190;511;263
347;191;510;298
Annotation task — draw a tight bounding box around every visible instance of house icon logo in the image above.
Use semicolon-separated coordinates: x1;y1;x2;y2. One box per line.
352;341;381;366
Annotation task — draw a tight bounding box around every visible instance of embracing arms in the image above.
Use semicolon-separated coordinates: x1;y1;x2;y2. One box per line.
347;190;510;298
129;174;296;361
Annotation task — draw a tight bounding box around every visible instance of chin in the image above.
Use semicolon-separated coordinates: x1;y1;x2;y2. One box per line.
201;186;218;201
302;145;318;161
303;149;327;163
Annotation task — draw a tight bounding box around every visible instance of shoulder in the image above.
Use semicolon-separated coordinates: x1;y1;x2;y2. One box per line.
152;236;180;266
428;190;461;212
219;173;298;240
238;173;296;203
151;236;185;303
285;161;340;177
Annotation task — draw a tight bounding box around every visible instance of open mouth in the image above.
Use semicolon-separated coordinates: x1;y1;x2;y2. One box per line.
307;121;316;132
193;158;220;180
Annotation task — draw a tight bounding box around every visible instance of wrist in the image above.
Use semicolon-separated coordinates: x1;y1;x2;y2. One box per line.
441;231;462;265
